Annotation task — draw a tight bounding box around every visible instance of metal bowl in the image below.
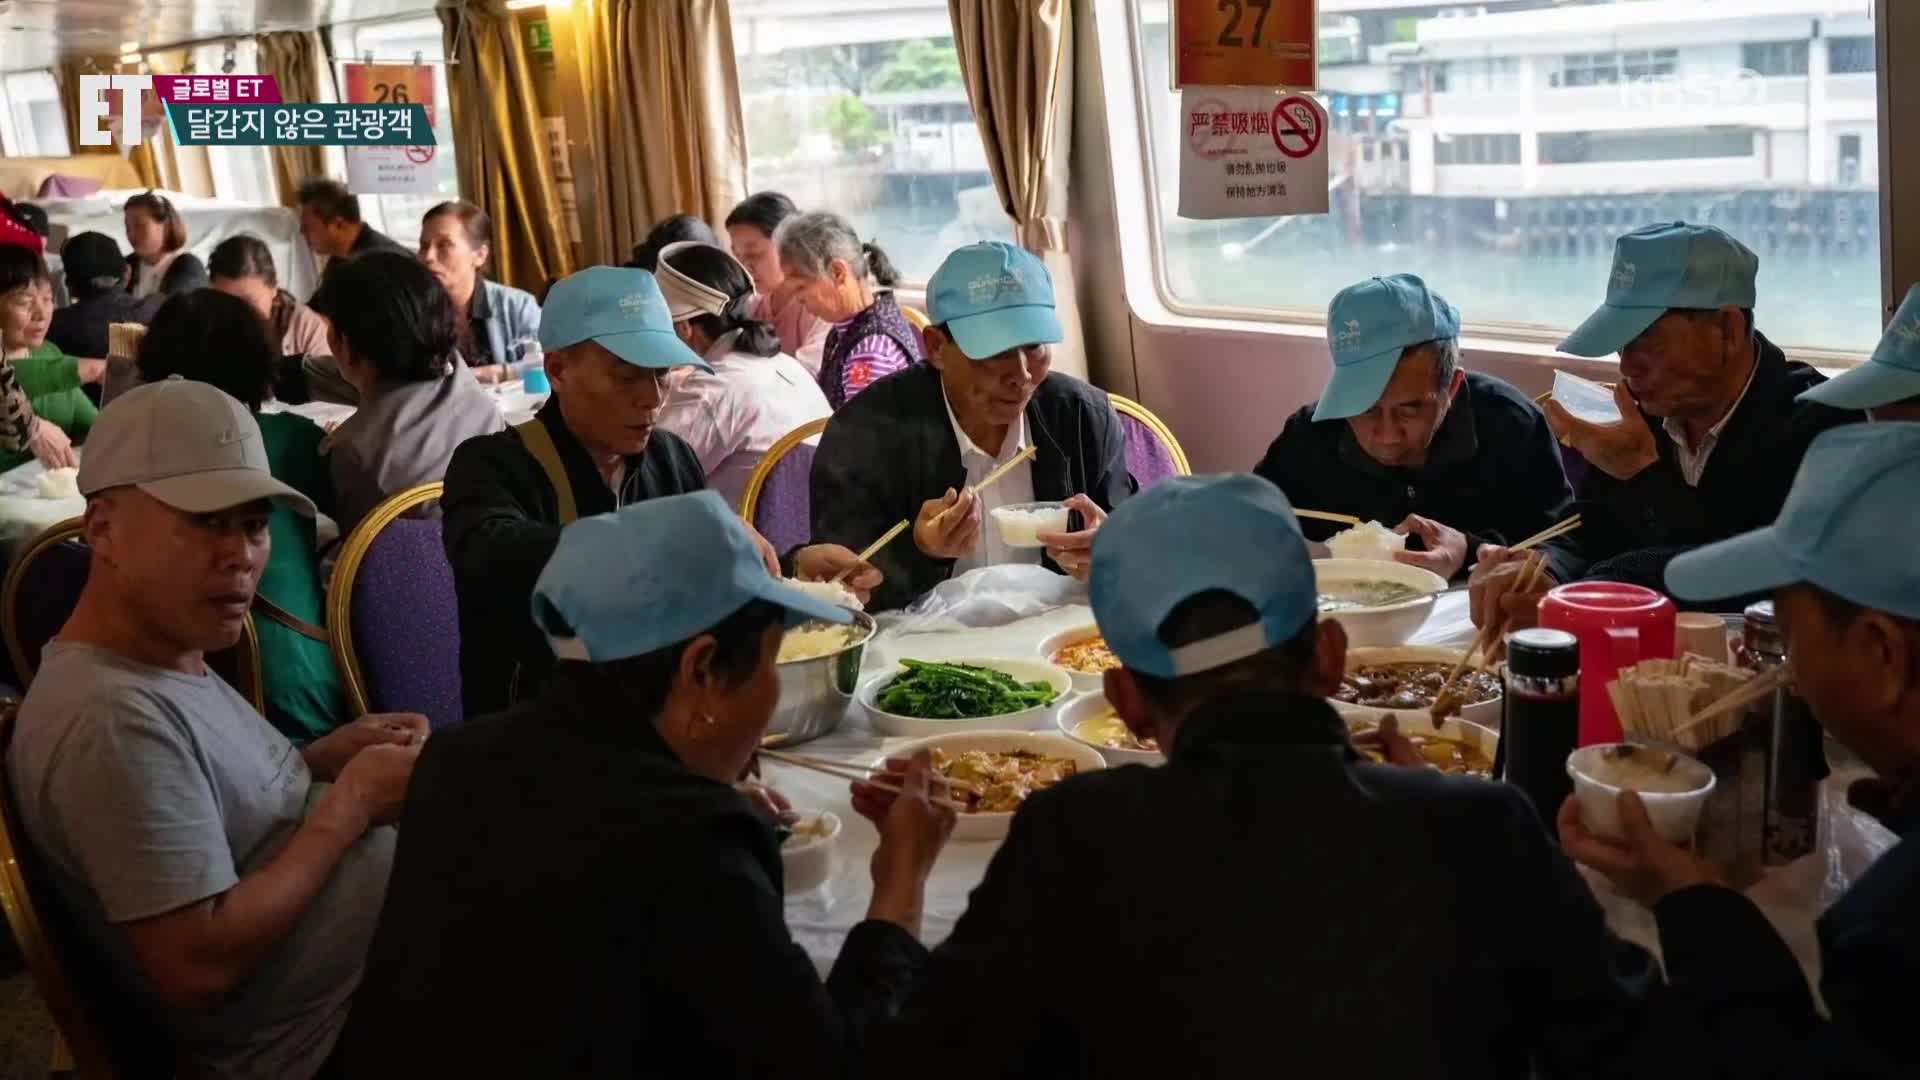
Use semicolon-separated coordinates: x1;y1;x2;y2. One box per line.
768;610;876;746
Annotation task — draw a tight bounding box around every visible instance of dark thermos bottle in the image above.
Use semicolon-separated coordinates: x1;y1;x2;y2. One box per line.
1744;601;1827;864
1498;627;1581;832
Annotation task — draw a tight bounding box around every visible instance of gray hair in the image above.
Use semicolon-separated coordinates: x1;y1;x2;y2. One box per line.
773;211;900;288
1411;337;1460;391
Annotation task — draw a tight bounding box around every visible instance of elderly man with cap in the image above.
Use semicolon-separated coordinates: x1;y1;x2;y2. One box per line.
811;241;1134;612
344;492;954;1075
1253;274;1571;581
869;473;1684;1077
5;378;424;1079
442;265;874;717
1471;222;1860;633
1561;423;1920;1079
1797;283;1920;423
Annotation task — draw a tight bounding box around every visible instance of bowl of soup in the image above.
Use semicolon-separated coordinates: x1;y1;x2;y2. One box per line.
1056;692;1163;766
1345;713;1500;779
1567;743;1716;843
1331;646;1504;730
1037;623;1119;693
1313;559;1447;647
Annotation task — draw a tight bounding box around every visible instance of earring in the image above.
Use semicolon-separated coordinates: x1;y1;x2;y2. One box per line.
700;712;716;727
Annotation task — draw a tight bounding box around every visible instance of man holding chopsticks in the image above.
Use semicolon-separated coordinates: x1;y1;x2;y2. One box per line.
1252;273;1573;581
811;242;1134;611
1559;422;1920;1080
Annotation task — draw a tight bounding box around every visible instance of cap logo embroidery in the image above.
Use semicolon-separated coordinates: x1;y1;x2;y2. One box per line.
1611;262;1637;290
967;271;1025;306
1334;319;1362;348
215;427;251;447
617;293;651;316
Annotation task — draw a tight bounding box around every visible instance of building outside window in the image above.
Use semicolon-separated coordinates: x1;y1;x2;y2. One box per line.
1743;40;1811;77
330;16;461;251
1828;36;1875;74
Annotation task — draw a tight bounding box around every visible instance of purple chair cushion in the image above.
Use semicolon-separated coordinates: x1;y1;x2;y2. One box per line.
1559;443;1590;493
9;539;89;678
348;518;465;730
1119;414;1181;490
752;441;817;557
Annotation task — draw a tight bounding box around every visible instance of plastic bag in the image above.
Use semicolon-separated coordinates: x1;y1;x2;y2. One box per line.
1818;776;1901;909
1551;370;1622;424
878;564;1087;636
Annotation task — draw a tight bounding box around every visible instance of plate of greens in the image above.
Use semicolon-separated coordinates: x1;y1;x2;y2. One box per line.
860;657;1074;737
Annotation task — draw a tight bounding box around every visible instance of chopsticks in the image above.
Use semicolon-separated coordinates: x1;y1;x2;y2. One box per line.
758;748;973;812
1669;664;1792;739
1511;513;1583;552
1296;509;1365;526
1432;552;1546;719
832;444;1040;584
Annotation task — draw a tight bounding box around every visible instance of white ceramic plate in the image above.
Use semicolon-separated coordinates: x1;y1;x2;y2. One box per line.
860;656;1074;737
880;730;1106;841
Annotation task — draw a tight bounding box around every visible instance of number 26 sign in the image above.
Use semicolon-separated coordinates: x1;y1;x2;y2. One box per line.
1172;0;1317;91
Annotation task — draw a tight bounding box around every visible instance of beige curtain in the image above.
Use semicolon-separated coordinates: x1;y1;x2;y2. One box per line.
442;3;577;292
256;31;334;206
56;58;165;188
549;0;747;267
948;0;1084;376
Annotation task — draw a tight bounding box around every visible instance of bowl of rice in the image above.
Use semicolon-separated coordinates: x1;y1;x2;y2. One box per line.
1323;520;1407;562
778;811;841;894
769;609;876;746
990;502;1070;549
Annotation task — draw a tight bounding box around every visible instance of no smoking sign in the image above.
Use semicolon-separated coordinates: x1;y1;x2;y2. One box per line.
1177;86;1329;221
1272;95;1322;159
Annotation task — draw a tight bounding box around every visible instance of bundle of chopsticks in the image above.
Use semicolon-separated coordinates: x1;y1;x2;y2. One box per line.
1608;654;1791;752
1428;514;1583;718
108;322;145;366
759;748;977;812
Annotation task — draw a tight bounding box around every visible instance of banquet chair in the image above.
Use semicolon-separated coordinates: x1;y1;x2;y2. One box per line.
1108;395;1191;489
1;701;179;1080
0;519;264;709
901;304;931;354
327;483;465;730
739;417;829;558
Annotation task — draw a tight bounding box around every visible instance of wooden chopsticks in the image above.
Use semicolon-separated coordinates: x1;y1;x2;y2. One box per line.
832;444;1041;584
1669;664;1792;738
1296;509;1365;526
1431;552;1547;719
758;748;972;812
1511;513;1582;552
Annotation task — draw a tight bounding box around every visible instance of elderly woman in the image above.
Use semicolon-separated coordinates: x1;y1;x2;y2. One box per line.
123;190;207;301
135;289;348;744
341;491;953;1076
654;242;832;508
207;233;342;403
308;250;506;534
418;200;541;385
0;245;102;472
726;192;828;376
776;212;922;410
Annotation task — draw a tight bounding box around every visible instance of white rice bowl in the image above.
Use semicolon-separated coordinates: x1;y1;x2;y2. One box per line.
990;502;1070;548
1325;520;1407;562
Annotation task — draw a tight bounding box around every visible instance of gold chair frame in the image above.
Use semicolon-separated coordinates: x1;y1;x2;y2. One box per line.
325;482;447;719
737;417;830;524
1108;394;1193;476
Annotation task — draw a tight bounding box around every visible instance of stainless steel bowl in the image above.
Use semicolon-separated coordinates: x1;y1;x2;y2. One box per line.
768;611;876;746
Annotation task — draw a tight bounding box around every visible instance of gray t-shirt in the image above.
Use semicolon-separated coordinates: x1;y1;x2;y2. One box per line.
6;642;395;1080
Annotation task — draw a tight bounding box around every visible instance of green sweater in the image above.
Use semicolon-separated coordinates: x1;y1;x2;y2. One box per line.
0;343;96;472
255;411;351;744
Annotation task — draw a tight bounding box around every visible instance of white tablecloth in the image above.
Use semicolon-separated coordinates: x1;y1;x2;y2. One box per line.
0;458;84;563
261;380;547;431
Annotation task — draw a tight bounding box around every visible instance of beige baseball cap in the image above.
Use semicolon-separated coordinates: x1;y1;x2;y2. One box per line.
77;377;317;516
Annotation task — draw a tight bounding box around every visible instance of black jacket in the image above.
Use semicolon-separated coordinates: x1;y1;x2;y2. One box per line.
46;289;161;360
1253;371;1572;578
811;365;1136;612
1649;781;1920;1078
885;691;1684;1079
341;671;925;1078
441;401;706;716
1540;333;1860;593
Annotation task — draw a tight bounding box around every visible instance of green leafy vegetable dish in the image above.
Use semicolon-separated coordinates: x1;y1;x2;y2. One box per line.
876;660;1060;719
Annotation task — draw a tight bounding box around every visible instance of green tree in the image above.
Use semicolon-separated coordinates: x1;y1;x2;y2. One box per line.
821;94;881;153
870;38;963;93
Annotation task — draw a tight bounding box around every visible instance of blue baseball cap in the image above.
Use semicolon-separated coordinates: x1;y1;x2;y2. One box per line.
537;265;710;372
1089;474;1317;679
532;491;849;663
926;241;1063;361
1799;284;1920;411
1560;222;1759;358
1665;423;1920;621
1314;274;1460;421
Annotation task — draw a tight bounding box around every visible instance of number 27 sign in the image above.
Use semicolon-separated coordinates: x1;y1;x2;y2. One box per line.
1173;0;1317;91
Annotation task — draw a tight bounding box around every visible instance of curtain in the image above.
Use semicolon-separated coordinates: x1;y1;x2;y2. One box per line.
442;3;575;292
56;59;164;188
551;0;747;267
948;0;1085;376
256;31;334;207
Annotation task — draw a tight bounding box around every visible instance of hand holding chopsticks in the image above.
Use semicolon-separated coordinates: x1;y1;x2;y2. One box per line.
760;748;973;813
843;444;1044;577
1434;552;1547;719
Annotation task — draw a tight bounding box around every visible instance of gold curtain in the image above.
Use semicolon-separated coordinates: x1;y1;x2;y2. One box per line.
256;31;335;206
948;0;1083;375
550;0;747;267
442;3;575;291
55;59;164;187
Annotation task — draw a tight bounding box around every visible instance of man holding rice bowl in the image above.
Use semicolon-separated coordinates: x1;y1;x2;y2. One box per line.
1253;274;1572;582
1559;422;1920;1079
869;474;1676;1077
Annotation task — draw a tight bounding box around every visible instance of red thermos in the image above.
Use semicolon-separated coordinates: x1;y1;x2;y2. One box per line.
1538;582;1676;746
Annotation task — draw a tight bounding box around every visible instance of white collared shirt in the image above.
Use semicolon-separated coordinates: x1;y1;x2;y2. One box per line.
1664;361;1759;487
941;385;1038;575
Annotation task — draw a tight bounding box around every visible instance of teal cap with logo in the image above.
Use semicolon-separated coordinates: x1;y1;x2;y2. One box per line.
1314;273;1460;421
1798;283;1920;411
537;265;710;372
1665;423;1920;621
532;491;850;664
1089;474;1317;680
926;241;1063;361
1560;222;1759;358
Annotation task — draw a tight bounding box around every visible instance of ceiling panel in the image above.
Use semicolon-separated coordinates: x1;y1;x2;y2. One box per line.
0;0;443;72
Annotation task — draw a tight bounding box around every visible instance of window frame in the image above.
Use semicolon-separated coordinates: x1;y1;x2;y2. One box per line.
0;70;72;158
328;14;461;252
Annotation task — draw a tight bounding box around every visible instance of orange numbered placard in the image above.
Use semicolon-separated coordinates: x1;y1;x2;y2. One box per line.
1173;0;1318;90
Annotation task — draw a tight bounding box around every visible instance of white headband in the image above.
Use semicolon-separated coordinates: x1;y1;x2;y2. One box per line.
655;240;747;321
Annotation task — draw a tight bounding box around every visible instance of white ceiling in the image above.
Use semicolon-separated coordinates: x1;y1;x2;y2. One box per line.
0;0;442;72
